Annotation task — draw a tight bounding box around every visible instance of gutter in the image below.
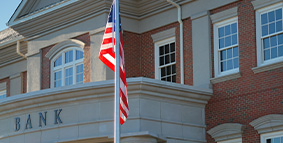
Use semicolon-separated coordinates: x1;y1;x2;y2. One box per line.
167;0;184;84
17;40;27;59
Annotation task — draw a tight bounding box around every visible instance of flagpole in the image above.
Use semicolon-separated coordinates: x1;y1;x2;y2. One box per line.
114;0;120;142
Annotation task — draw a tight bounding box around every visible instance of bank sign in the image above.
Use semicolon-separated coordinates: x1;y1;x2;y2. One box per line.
14;109;63;131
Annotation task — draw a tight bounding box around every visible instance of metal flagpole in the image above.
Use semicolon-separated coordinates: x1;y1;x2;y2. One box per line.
114;0;120;142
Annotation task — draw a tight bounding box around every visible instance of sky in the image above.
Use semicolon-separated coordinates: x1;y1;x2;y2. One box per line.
0;0;22;31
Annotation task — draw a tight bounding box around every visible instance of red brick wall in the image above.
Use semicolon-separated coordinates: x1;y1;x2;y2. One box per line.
206;0;283;142
0;78;10;97
21;71;27;93
41;33;91;89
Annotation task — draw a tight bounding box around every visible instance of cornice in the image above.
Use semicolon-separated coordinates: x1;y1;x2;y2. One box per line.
0;77;212;117
207;123;243;142
250;114;283;134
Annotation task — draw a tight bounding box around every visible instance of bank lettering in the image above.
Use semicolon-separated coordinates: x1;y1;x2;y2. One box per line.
14;109;63;132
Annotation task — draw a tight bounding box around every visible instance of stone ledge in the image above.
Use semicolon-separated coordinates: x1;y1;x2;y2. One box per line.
252;60;283;74
250;114;283;134
210;7;238;24
151;28;176;43
210;72;241;84
207;123;243;142
252;0;283;10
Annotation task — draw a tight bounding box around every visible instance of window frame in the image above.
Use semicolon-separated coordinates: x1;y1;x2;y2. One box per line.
218;138;242;143
261;131;283;143
213;17;239;77
256;2;283;67
154;37;176;82
50;47;84;88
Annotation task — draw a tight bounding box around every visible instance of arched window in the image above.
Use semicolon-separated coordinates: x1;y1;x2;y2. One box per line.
51;47;84;88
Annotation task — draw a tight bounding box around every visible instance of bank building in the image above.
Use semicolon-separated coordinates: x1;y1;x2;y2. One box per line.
0;0;283;143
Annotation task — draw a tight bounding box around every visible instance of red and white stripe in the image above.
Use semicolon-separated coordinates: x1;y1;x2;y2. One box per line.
99;17;129;125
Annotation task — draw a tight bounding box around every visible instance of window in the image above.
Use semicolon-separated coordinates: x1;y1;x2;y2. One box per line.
261;131;283;143
51;47;83;88
214;17;239;77
155;37;176;82
0;82;6;99
218;138;242;143
256;3;283;66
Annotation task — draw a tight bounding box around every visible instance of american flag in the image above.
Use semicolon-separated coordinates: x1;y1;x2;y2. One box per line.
99;2;129;125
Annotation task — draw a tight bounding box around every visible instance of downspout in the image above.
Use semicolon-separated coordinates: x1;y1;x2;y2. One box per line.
167;0;184;84
17;40;27;59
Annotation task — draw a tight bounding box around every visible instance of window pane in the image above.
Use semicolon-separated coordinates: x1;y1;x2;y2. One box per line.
172;75;176;83
171;53;175;62
276;21;282;32
279;45;283;56
76;50;83;60
268;11;275;22
276;9;282;20
167;66;171;75
261;13;268;25
54;71;62;88
227;59;233;70
271;47;278;59
225;25;231;36
225;36;231;47
232;34;238;45
165;55;170;64
262;25;269;36
161;67;166;77
234;58;239;68
65;67;73;86
219;38;225;49
54;55;62;67
233;47;239;57
264;49;271;60
165;44;169;54
166;76;171;82
221;50;226;61
274;137;280;143
269;23;276;34
172;65;176;74
270;36;277;47
159;46;164;55
65;50;73;63
278;34;283;45
221;61;226;72
161;78;166;81
170;43;175;52
160;56;164;66
219;27;224;38
266;139;271;143
76;64;83;84
231;23;237;34
264;38;270;49
227;48;232;59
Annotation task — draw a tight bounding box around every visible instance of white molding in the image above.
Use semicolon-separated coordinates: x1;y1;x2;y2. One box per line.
154;37;176;80
9;73;21;80
191;10;209;21
252;60;283;73
45;39;85;60
207;123;243;142
252;0;283;10
0;82;6;91
213;17;239;78
218;138;242;143
151;28;176;43
250;114;283;134
210;7;238;24
210;72;241;84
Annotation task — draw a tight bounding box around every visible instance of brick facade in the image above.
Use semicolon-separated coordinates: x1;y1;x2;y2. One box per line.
21;71;27;94
206;0;283;142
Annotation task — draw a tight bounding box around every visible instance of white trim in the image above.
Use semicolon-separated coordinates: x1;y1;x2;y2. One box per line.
218;138;242;143
154;37;176;80
50;47;83;88
213;17;239;78
261;131;283;143
255;2;283;71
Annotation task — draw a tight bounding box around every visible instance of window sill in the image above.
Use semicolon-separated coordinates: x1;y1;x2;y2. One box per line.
210;72;241;84
252;60;283;74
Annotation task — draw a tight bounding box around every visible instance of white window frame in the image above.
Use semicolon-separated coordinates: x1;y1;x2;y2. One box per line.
0;82;6;99
214;17;239;77
154;37;176;81
219;138;242;143
255;2;283;67
50;47;83;88
261;131;283;143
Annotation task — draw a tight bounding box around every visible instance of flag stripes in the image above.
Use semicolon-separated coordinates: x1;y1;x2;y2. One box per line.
99;2;129;125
